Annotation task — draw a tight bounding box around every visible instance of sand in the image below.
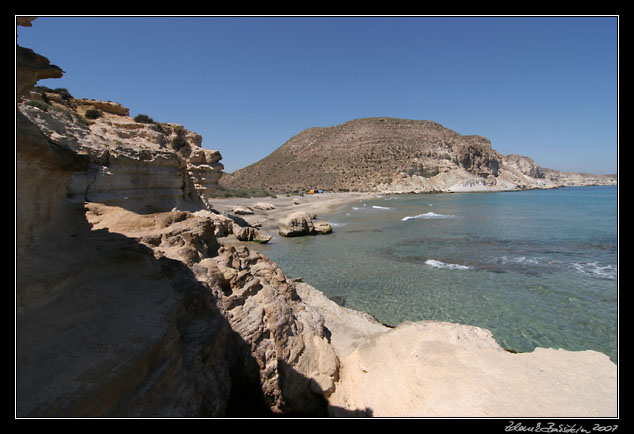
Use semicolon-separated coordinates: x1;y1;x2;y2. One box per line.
209;192;379;234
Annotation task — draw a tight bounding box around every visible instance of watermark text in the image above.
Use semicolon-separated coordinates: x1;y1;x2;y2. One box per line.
505;421;618;433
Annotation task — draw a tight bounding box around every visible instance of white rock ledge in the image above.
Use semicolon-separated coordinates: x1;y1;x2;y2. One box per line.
295;283;618;418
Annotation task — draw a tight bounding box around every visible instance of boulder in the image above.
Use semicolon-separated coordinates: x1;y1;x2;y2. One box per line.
278;211;315;237
314;221;332;235
232;223;271;244
233;206;254;215
194;210;234;237
278;211;334;237
252;202;276;210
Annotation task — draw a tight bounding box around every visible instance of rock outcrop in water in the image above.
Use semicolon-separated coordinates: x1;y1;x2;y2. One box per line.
278;211;332;237
221;117;616;194
16;17;617;418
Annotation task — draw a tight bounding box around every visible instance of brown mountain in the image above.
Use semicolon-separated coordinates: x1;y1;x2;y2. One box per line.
221;117;501;193
221;117;615;194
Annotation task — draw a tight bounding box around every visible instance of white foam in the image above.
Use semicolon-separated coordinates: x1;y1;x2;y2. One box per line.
571;262;617;280
402;212;456;221
500;255;541;265
425;259;471;270
372;205;393;210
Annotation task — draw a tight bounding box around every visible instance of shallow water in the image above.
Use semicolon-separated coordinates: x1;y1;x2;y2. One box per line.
261;186;618;362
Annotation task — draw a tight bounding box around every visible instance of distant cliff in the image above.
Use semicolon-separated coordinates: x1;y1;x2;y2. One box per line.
221;117;616;194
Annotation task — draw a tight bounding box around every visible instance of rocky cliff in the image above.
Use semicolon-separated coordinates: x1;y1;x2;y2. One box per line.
221;117;616;194
16;18;337;417
19;87;223;212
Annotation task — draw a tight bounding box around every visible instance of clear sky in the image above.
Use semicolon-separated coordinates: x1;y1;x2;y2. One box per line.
17;15;618;174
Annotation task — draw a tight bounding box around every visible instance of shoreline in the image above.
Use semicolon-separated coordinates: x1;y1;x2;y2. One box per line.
209;188;618;417
209;191;379;234
209;185;617;244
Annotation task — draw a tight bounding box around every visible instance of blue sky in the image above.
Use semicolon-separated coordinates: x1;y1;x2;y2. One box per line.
17;16;618;174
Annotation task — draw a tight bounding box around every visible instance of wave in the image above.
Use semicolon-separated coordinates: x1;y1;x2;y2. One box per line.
351;204;395;211
571;262;617;280
425;259;471;270
402;212;456;221
493;256;617;280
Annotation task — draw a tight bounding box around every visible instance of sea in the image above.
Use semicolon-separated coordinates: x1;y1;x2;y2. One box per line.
261;186;618;363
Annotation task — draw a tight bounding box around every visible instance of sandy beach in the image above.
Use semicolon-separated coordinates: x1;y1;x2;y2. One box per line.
209;191;379;234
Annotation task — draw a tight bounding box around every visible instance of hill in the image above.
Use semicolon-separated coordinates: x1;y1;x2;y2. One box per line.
220;117;615;194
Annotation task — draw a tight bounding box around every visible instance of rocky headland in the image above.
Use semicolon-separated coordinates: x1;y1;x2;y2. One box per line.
220;117;616;194
16;17;617;418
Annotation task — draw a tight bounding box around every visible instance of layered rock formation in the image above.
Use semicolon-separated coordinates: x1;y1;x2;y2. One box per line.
221;117;616;194
16;19;336;417
19;87;223;212
83;204;338;415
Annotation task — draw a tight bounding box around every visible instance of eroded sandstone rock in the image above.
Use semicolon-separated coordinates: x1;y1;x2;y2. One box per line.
278;211;334;237
205;246;339;414
278;211;315;237
326;321;617;417
18;88;224;213
83;204;338;414
233;206;254;215
314;221;333;235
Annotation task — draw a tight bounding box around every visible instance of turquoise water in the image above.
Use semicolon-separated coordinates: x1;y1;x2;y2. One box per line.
262;186;618;362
